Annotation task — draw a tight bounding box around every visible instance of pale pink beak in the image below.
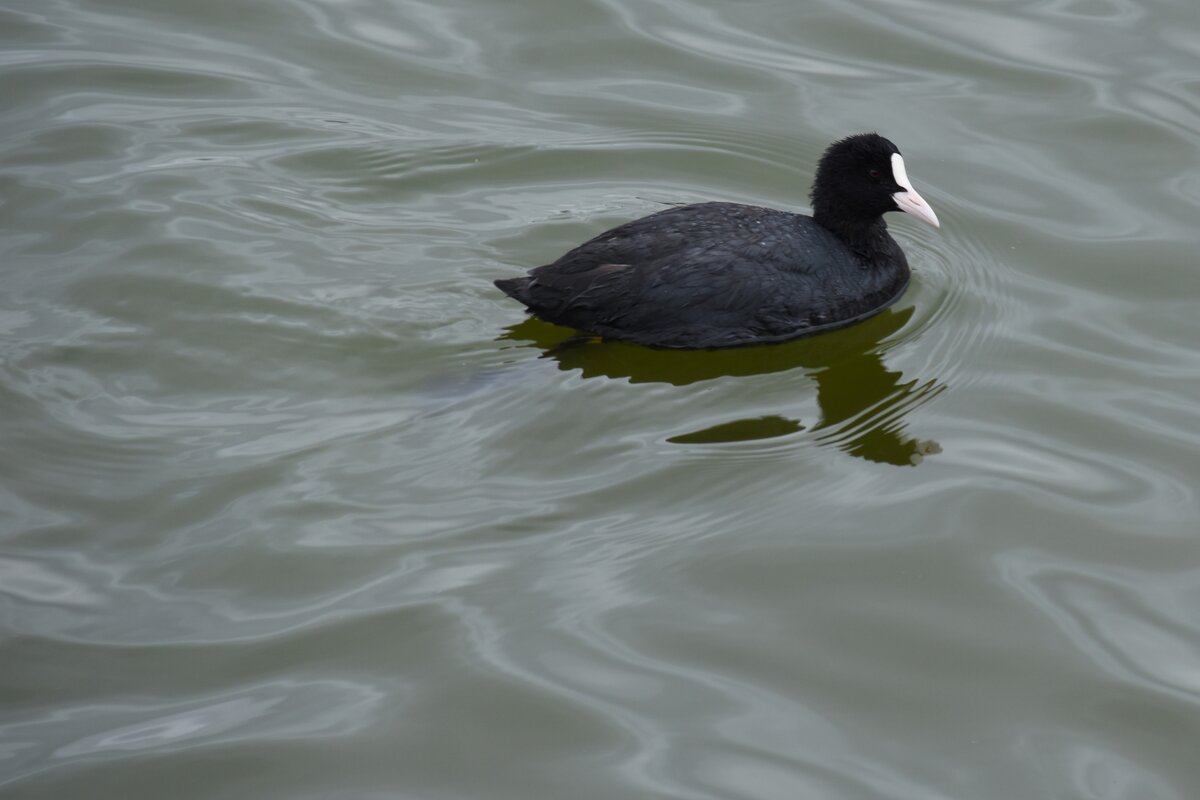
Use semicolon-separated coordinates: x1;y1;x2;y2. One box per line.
890;153;940;229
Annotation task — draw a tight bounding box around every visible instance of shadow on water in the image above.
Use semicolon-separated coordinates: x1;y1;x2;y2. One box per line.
498;307;945;466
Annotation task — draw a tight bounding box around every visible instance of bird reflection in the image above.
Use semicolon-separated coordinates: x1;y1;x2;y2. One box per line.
498;307;943;466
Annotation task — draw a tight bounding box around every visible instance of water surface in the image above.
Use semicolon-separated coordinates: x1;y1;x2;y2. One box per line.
3;0;1199;797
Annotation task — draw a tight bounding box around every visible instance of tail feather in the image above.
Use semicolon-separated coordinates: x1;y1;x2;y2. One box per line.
494;276;532;304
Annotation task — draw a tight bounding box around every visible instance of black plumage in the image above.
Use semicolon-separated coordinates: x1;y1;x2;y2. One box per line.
494;133;939;349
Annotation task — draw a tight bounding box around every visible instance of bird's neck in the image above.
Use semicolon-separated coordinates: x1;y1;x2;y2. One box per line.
813;213;897;264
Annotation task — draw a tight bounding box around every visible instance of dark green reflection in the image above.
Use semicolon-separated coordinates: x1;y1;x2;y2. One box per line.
666;415;804;444
499;307;943;466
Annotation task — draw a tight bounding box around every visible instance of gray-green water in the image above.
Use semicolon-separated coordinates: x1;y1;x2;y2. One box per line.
3;0;1199;797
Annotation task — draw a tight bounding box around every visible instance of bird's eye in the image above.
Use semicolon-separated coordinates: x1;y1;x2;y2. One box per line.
868;169;882;179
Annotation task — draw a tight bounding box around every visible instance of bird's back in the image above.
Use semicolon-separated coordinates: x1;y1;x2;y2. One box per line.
495;202;909;348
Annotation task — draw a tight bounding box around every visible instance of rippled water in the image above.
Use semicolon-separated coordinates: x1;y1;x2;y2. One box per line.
3;0;1199;797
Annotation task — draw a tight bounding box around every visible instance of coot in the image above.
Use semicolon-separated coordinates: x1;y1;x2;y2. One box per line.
494;133;939;349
